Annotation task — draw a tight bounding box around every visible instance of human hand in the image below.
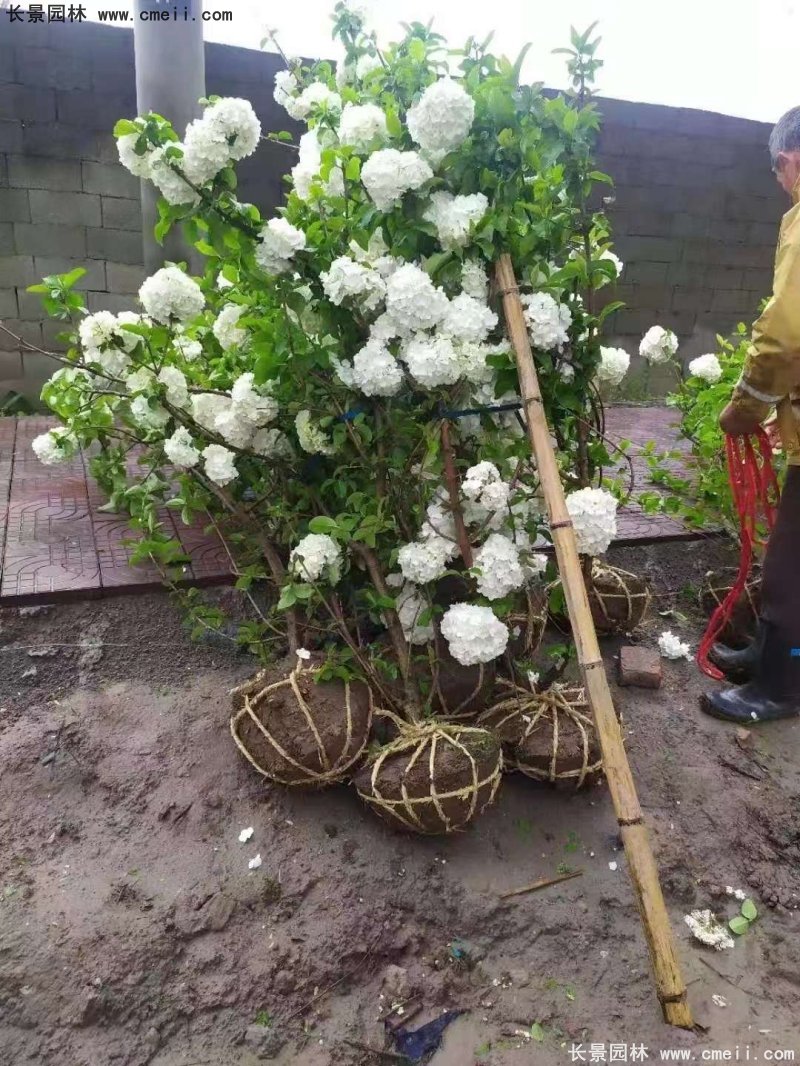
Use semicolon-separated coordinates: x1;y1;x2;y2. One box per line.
719;403;762;437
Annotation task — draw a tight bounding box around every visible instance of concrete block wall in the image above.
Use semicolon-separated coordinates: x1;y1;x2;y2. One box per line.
0;20;788;401
595;97;785;389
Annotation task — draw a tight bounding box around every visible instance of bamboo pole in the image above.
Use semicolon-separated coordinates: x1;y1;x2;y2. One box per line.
495;253;694;1030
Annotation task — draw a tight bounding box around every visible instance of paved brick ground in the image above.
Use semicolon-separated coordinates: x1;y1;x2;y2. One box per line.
0;407;697;605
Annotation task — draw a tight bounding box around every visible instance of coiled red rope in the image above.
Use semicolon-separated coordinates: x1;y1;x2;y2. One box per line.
697;428;780;679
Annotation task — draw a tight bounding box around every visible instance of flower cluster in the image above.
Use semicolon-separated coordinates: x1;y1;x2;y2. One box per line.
639;325;678;365
658;630;692;661
596;346;630;389
565;487;618;556
440;603;509;665
407;78;475;162
290;533;342;583
473;533;525;600
139;266;205;325
255;217;307;274
521;293;572;350
684;909;734;951
361;149;433;211
423;191;488;249
688;352;723;384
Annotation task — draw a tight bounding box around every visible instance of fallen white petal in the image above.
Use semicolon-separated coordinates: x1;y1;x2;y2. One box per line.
609;861;618;871
238;827;254;843
296;647;312;660
248;853;262;870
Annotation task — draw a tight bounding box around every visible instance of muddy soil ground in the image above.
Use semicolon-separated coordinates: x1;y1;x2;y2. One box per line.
1;539;799;1066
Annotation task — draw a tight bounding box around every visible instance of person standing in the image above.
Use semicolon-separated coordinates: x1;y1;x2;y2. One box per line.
703;106;800;723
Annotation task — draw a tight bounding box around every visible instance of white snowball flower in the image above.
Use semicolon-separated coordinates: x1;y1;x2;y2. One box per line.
473;533;525;600
114;311;149;352
596;346;630;388
521;292;572;350
148;145;200;206
250;427;292;459
202;97;261;160
402;333;461;389
441;293;497;343
213;404;253;449
291;129;344;202
164;426;200;469
462;462;508;512
407;78;475;160
78;310;118;352
139;266;205;324
658;630;692;661
355;52;381;78
295;81;342;119
455;340;494;386
385;263;448;333
639;325;678;365
32;429;72;465
396;583;435;645
440;603;509;666
157;365;188;407
125;366;156;394
421;493;457;548
182;114;231;184
174;334;202;361
423;191;488;249
255;217;307;275
361;149;433;211
290;532;342;583
191;392;229;433
349;339;404;396
202;443;238;486
398;538;452;585
130;395;169;431
338;103;387;148
321;257;386;312
295;410;335;455
212;303;248;351
460;260;489;302
565;487;618;556
274;69;304;120
688;353;723;384
117;131;154;178
230;372;279;427
684;910;734;951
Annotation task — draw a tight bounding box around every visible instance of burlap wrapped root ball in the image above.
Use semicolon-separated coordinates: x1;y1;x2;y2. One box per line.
353;718;503;834
230;661;373;787
587;561;651;635
700;567;761;648
477;685;602;789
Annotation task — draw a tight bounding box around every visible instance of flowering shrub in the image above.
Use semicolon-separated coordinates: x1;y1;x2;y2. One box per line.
641;321;784;541
30;4;633;717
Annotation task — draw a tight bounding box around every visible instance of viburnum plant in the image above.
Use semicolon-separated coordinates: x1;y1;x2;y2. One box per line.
641;321;783;541
29;1;634;717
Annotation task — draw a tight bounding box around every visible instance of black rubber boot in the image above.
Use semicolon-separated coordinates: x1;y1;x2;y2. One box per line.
701;624;800;723
707;620;766;682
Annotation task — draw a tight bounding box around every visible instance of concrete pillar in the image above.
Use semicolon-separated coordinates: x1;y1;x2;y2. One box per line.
133;0;206;273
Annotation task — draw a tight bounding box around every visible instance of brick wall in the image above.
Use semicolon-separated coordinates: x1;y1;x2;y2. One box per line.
0;20;788;400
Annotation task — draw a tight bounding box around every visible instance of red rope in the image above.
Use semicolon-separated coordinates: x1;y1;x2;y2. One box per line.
696;427;780;680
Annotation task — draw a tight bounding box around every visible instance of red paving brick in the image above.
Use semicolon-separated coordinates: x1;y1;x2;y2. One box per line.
0;408;704;605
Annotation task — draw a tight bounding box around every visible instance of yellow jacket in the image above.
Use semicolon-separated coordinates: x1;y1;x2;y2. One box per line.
731;174;800;461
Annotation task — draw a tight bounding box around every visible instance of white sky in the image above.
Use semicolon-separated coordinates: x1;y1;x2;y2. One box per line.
84;0;798;123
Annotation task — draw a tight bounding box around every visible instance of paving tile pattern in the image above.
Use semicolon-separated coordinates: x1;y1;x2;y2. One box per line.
0;407;700;605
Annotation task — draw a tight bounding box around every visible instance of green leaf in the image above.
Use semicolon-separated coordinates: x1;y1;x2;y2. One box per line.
409;37;426;62
277;585;298;611
530;1022;545;1043
113;118;139;137
308;516;339;535
741;899;758;922
728;915;750;936
345;156;361;181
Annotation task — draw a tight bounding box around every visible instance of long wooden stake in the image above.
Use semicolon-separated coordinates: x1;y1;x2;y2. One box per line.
495;254;694;1030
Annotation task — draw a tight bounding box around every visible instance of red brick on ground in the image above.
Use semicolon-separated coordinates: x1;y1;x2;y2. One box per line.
618;645;663;689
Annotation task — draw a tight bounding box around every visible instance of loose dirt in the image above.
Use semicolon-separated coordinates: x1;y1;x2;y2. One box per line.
1;540;799;1065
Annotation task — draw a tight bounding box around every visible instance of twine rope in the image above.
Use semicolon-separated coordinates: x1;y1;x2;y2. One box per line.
229;664;372;786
